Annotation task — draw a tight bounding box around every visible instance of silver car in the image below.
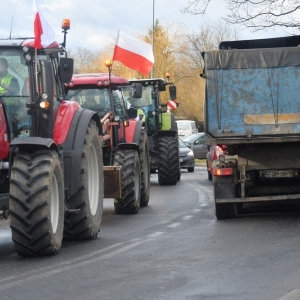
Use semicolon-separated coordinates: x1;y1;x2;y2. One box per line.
179;138;195;172
183;133;207;159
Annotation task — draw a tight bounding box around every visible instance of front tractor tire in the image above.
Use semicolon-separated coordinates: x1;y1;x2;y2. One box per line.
64;120;104;239
139;129;150;207
158;136;179;185
114;150;141;214
9;150;64;256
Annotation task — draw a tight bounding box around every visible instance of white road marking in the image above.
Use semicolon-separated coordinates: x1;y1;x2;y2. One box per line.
181;178;213;202
128;238;141;242
0;240;147;291
193;209;201;213
167;223;181;228
182;215;192;220
0;242;126;285
147;232;165;238
278;289;300;300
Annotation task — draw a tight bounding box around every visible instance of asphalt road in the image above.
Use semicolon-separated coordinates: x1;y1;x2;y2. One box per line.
1;167;300;300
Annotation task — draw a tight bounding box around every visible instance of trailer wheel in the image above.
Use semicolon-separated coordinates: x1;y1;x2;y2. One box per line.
213;175;237;220
64;120;104;239
139;129;150;207
114;150;141;214
158;136;179;185
9;150;64;256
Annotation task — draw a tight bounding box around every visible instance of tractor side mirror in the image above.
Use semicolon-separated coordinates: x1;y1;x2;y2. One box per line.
169;85;176;100
131;83;142;98
59;58;74;83
127;107;138;119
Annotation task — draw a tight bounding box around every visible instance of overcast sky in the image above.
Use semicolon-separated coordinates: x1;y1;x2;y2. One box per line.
0;0;291;53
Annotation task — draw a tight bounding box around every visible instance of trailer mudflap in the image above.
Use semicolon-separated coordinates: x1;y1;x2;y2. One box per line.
216;193;300;203
103;166;122;198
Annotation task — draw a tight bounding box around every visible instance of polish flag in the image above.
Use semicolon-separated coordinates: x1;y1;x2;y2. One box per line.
112;31;154;76
32;0;55;49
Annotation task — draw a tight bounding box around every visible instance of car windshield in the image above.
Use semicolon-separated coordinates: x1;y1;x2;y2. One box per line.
178;139;187;148
176;121;191;130
183;133;203;143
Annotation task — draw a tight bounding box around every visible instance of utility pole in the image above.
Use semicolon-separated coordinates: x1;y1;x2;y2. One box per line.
151;0;155;78
9;16;13;39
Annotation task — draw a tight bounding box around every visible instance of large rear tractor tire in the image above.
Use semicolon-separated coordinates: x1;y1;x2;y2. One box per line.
213;175;237;220
64;120;104;239
114;150;141;214
9;150;64;256
139;129;150;207
158;136;179;185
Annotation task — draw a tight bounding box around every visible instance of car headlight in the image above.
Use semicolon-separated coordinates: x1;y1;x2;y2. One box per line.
187;151;194;156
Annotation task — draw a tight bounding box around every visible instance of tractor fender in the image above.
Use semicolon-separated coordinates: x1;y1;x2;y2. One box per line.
0;102;9;160
62;108;102;200
156;130;177;138
117;142;139;153
125;119;143;144
10;137;59;152
53;101;81;145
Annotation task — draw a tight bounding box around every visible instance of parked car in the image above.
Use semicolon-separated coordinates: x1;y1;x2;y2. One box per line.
179;139;195;172
206;144;228;180
176;120;198;140
183;133;207;159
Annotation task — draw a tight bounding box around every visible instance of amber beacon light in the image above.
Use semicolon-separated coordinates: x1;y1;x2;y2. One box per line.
62;19;70;30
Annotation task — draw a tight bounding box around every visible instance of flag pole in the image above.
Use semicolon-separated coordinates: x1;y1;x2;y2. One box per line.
34;47;39;95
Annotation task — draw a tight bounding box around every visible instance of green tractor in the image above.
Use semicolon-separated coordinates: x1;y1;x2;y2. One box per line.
128;76;180;185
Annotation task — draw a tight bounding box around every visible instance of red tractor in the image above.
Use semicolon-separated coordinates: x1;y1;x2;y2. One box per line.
65;66;150;213
0;20;104;256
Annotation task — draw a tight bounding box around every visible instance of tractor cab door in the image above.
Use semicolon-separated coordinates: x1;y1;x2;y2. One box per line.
112;90;127;145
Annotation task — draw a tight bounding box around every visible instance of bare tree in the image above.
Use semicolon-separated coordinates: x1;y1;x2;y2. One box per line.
182;20;240;69
182;0;300;31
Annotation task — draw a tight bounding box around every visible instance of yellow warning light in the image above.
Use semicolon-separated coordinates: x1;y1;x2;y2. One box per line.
40;101;50;109
105;60;112;68
166;72;171;79
62;19;70;30
124;120;130;127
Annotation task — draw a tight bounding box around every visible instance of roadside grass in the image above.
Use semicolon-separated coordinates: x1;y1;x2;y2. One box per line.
195;159;206;165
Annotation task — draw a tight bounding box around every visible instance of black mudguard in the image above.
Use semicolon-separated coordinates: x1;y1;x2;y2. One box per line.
62;108;102;199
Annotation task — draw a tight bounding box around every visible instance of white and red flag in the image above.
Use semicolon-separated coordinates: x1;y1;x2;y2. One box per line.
112;31;154;76
32;0;55;49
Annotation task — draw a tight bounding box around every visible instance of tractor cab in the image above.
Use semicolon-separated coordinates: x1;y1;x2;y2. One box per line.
0;38;73;142
128;77;180;185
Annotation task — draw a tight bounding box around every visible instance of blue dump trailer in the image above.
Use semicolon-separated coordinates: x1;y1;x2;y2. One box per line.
203;35;300;219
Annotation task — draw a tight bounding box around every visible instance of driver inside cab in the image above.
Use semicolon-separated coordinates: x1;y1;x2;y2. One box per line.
0;57;20;96
124;91;146;122
82;90;97;109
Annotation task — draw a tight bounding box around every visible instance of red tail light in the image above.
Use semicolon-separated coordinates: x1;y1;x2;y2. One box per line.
213;168;233;176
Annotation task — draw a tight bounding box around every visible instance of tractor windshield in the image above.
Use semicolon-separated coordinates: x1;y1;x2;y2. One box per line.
0;49;31;138
122;85;157;125
123;85;153;109
67;88;111;116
